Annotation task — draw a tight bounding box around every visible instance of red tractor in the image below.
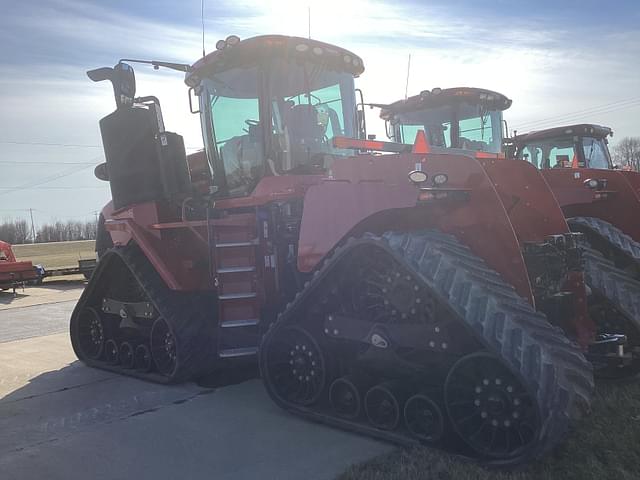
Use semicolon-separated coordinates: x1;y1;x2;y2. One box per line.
379;88;640;377
0;240;40;291
506;124;640;376
73;36;591;464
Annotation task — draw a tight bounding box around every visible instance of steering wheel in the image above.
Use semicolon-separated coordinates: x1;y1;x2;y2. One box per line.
243;119;259;133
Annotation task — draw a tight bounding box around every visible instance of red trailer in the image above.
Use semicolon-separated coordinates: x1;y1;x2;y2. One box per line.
0;240;40;291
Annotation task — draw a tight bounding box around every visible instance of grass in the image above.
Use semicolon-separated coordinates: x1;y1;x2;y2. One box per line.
339;380;640;480
13;240;95;270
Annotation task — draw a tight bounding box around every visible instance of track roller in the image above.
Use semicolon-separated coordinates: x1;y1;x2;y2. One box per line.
364;382;408;430
135;344;153;372
404;393;444;443
119;341;135;369
329;374;374;419
104;339;119;365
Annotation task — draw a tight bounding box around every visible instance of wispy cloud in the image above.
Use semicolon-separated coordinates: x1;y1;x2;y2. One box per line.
0;0;638;222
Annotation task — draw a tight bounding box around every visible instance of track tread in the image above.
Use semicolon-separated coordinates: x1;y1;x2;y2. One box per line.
261;230;593;464
568;216;640;264
581;246;640;336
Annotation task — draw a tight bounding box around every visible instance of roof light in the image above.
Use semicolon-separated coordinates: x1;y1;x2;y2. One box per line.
215;39;226;50
431;87;442;95
295;43;309;52
312;46;324;55
408;170;428;184
225;35;241;46
353;58;360;66
343;54;352;63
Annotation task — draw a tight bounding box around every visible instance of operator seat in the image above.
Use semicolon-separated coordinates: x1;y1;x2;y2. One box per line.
286;104;326;168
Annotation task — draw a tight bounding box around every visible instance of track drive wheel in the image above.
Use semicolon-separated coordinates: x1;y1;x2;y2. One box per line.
150;317;178;377
444;352;540;460
262;326;327;406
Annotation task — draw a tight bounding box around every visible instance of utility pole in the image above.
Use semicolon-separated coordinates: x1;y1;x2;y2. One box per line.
29;208;36;244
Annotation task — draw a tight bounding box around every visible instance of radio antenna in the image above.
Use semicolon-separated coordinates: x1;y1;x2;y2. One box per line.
308;6;311;39
404;54;411;99
201;0;206;57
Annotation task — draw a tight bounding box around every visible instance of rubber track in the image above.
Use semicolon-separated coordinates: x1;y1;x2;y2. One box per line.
568;216;640;265
260;230;594;465
70;245;216;384
581;246;640;336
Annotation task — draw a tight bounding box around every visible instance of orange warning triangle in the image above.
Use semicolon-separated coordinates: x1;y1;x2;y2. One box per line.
412;130;431;154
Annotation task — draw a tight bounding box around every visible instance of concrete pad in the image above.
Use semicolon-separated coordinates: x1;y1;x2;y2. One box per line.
0;333;391;480
0;300;75;343
0;281;84;311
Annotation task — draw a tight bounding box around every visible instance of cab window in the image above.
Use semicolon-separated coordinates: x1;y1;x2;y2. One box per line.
582;137;611;169
520;137;578;169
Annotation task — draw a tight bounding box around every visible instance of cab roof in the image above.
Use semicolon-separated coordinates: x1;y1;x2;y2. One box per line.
511;124;613;144
379;87;512;120
185;35;364;87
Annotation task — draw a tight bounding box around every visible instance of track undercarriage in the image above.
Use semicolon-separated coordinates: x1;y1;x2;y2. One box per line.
568;217;640;378
70;245;219;383
260;230;593;464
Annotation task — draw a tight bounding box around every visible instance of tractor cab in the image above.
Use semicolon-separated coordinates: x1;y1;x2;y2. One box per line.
507;124;614;170
185;35;365;197
380;87;511;155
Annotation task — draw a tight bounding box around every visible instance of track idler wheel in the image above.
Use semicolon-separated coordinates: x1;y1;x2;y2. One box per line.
76;307;105;360
404;393;445;443
150;317;178;377
104;339;119;365
329;374;374;419
444;352;540;459
262;326;327;406
364;382;408;430
135;344;153;372
119;342;135;369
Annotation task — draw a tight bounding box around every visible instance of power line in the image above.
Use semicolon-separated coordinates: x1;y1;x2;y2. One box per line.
514;97;640;132
0;186;107;190
0;162;97;198
0;160;97;166
0;140;102;148
1;139;203;151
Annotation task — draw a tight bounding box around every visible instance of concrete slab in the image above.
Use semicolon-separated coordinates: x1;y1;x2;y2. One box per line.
0;333;391;480
0;300;75;343
0;281;84;311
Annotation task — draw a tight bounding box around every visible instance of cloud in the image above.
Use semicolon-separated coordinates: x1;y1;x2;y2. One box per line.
0;0;638;222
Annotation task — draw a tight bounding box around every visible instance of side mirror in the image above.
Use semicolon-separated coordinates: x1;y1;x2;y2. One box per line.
86;62;136;109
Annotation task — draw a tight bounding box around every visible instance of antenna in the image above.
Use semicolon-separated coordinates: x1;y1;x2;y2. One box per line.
201;0;206;57
404;54;411;99
308;6;311;39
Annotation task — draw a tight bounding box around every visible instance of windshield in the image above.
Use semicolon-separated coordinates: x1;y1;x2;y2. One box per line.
392;102;503;154
201;61;357;196
519;136;611;170
582;137;612;169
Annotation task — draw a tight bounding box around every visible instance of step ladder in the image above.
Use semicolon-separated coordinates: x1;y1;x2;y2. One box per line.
212;212;262;359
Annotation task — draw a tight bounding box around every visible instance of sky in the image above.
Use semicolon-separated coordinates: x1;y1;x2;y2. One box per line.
1;0;639;228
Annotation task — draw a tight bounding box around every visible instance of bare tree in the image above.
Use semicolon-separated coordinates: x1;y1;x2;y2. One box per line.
612;137;640;171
